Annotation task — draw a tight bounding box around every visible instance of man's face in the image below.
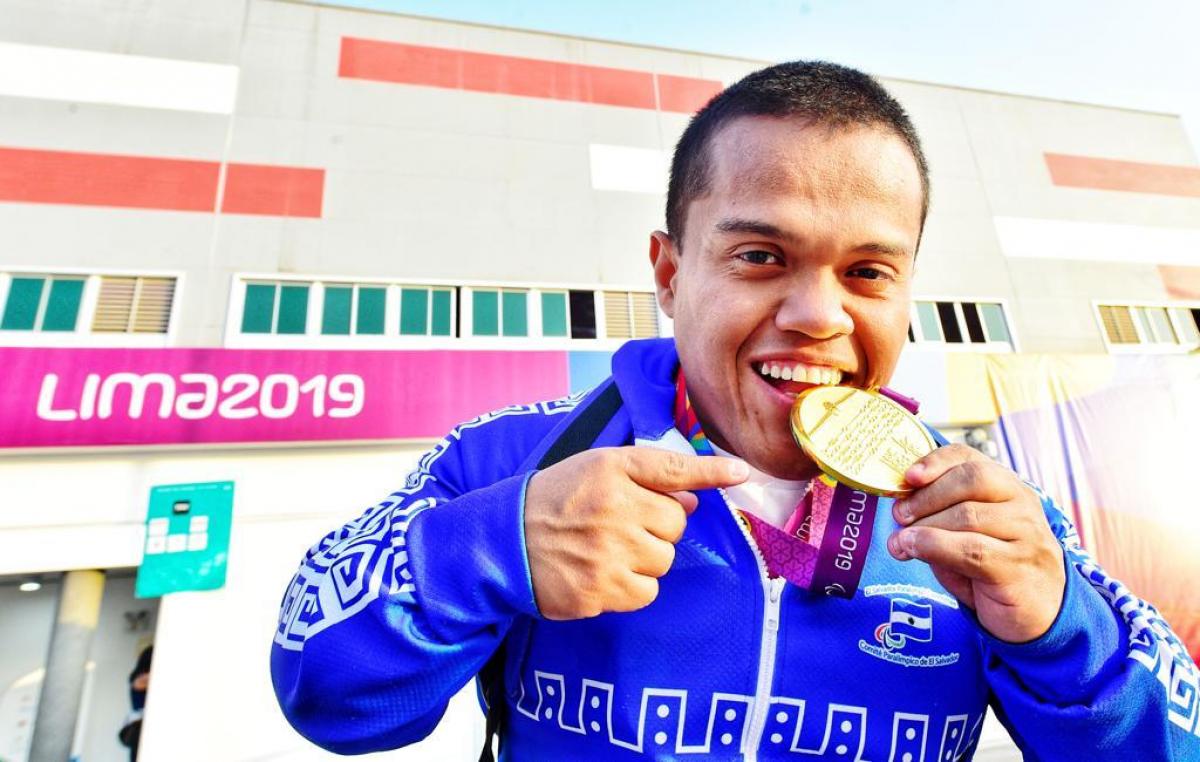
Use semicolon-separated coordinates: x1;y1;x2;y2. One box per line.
651;116;924;480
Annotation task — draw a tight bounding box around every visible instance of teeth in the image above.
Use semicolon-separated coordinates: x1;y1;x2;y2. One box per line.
758;362;845;386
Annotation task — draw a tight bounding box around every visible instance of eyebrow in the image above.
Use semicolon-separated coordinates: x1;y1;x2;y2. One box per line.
714;217;911;259
715;217;799;244
853;241;912;260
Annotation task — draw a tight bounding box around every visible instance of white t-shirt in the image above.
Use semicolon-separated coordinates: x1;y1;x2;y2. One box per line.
709;442;809;530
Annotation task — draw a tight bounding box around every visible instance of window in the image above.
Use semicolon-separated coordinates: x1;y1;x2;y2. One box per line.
603;291;659;339
241;282;309;335
471;288;528;337
541;291;568;337
1;275;85;332
1097;304;1200;350
915;301;942;342
237;278;457;341
909;300;1012;349
568;290;598;339
91;276;176;333
539;290;598;339
231;278;659;344
400;286;453;337
321;284;386;336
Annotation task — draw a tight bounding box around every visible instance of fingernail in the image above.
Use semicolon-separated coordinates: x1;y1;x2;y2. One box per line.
900;530;916;556
888;533;908;560
727;461;749;480
893;500;911;525
906;463;924;480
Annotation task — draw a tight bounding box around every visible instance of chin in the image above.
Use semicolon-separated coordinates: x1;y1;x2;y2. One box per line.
752;444;823;481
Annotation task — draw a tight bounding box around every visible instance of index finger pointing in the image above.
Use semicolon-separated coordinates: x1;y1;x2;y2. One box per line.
623;448;749;493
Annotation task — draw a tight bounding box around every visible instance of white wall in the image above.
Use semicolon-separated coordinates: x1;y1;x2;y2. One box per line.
0;441;487;760
139;516;485;762
0;443;434;575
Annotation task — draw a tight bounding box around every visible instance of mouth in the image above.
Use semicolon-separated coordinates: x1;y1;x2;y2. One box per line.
754;360;854;400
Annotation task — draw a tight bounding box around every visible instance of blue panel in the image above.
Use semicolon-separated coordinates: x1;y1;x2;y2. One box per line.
567;351;614;395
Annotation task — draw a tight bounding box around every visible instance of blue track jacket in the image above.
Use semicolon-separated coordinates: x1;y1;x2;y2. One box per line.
272;338;1200;760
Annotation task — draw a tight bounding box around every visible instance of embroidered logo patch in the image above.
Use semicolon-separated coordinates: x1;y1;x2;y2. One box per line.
858;584;961;668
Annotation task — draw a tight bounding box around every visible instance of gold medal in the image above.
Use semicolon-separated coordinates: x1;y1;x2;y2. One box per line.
789;386;937;497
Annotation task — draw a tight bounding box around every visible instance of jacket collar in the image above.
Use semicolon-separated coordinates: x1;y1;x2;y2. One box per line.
610;338;683;446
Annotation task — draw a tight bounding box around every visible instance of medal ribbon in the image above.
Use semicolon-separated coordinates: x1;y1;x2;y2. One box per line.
672;369;891;598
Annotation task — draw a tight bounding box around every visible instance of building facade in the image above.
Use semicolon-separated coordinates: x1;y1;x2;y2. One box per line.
0;1;1198;760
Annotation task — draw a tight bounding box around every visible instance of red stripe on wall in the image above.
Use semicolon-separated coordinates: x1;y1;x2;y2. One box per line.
339;37;722;114
0;146;325;217
222;163;324;218
1045;153;1200;198
1159;265;1200;300
656;74;723;114
338;37;655;109
0;146;218;211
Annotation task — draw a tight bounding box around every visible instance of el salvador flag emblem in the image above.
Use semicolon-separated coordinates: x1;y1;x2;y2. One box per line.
876;598;933;649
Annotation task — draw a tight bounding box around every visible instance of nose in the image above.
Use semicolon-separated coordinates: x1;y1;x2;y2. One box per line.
774;271;853;339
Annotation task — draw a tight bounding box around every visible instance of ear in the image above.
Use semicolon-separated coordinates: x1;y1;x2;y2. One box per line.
649;230;680;319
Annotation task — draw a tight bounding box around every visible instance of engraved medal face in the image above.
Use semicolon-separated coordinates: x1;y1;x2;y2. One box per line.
789;386;937;496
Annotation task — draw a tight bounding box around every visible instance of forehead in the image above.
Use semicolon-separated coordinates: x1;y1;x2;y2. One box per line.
703;116;924;221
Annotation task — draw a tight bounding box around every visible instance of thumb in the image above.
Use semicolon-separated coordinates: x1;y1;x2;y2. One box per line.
667;490;699;515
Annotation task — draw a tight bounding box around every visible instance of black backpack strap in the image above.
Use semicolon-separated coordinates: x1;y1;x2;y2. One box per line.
478;382;625;762
535;382;625;470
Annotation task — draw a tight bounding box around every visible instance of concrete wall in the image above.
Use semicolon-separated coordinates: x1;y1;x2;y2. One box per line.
0;441;480;760
0;0;1195;353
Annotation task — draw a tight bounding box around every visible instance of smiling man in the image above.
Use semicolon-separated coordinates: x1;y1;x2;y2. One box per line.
272;62;1200;760
656;114;921;480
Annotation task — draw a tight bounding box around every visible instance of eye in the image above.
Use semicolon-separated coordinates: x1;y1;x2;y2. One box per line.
737;250;783;266
847;266;892;281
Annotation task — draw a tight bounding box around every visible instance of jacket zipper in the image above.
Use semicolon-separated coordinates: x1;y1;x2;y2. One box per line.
717;488;785;761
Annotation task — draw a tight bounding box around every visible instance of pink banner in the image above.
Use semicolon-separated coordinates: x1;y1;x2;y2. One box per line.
0;348;571;448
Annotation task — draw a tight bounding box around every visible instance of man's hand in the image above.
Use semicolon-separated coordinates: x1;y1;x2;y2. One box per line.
887;444;1067;643
525;447;749;620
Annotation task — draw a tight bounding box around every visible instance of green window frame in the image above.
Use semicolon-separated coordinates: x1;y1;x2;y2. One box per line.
276;286;309;334
241;282;310;335
356;287;386;335
322;286;353;335
472;289;499;336
502;291;527;337
431;289;452;336
2;275;85;332
401;288;430;335
979;302;1010;343
915;301;942;342
399;286;454;337
541;291;568;337
914;300;1013;348
471;288;529;337
322;284;388;336
241;284;276;334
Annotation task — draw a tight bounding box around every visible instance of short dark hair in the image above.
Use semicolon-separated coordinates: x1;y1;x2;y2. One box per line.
666;60;930;243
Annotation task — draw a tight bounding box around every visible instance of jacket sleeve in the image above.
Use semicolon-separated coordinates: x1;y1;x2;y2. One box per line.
270;410;552;754
982;482;1200;760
